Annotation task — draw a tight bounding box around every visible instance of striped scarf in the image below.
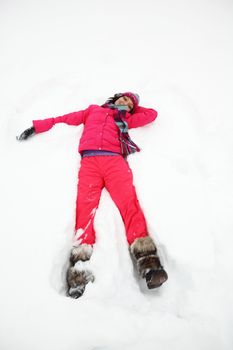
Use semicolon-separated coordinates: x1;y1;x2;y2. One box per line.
103;103;140;158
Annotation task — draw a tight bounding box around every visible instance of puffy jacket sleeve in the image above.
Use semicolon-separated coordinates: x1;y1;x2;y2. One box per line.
32;106;90;134
126;106;158;129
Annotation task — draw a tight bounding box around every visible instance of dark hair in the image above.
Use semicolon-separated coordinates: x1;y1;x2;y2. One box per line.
102;93;123;106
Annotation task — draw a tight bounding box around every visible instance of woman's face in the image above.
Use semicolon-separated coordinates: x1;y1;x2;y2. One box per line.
115;96;134;112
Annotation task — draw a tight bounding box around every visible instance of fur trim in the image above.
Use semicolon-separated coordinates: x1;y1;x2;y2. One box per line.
67;266;94;288
130;237;157;260
70;244;93;265
130;237;162;278
136;255;162;277
67;266;94;299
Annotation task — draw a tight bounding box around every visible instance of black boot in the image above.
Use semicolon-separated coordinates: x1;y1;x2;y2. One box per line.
67;244;94;299
145;268;168;289
130;237;168;289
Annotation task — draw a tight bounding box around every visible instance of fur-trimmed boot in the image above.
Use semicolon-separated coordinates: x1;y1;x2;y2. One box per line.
130;236;168;289
67;244;94;299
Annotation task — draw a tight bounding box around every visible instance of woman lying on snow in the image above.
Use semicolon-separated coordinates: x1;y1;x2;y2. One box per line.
17;92;168;298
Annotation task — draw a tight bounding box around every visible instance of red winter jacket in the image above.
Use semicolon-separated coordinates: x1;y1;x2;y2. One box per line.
33;104;157;154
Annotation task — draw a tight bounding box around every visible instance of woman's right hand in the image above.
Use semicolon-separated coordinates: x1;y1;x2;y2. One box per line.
16;126;35;141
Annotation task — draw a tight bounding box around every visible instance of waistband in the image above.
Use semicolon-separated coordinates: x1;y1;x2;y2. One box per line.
81;150;121;158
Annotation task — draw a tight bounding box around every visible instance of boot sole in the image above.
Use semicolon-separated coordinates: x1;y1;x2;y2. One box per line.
146;269;168;289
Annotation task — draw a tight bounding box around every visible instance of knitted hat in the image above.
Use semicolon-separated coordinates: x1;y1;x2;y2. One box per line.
121;92;140;111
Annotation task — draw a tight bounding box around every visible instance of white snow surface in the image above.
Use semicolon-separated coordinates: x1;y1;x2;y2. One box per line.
0;0;233;349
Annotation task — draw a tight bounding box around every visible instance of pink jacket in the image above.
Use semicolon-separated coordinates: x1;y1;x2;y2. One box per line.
33;104;157;154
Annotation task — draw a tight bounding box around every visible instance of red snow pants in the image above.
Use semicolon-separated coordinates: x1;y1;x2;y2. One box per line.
74;156;148;246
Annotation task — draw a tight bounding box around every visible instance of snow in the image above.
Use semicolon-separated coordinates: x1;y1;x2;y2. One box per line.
0;0;233;349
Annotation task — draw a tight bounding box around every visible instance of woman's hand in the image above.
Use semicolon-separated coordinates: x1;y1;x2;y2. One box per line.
16;126;35;141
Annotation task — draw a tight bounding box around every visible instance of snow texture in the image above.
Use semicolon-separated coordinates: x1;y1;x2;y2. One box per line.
0;0;233;349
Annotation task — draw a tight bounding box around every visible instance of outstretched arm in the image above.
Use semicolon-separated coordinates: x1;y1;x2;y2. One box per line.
126;106;158;129
32;106;90;133
17;106;90;141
